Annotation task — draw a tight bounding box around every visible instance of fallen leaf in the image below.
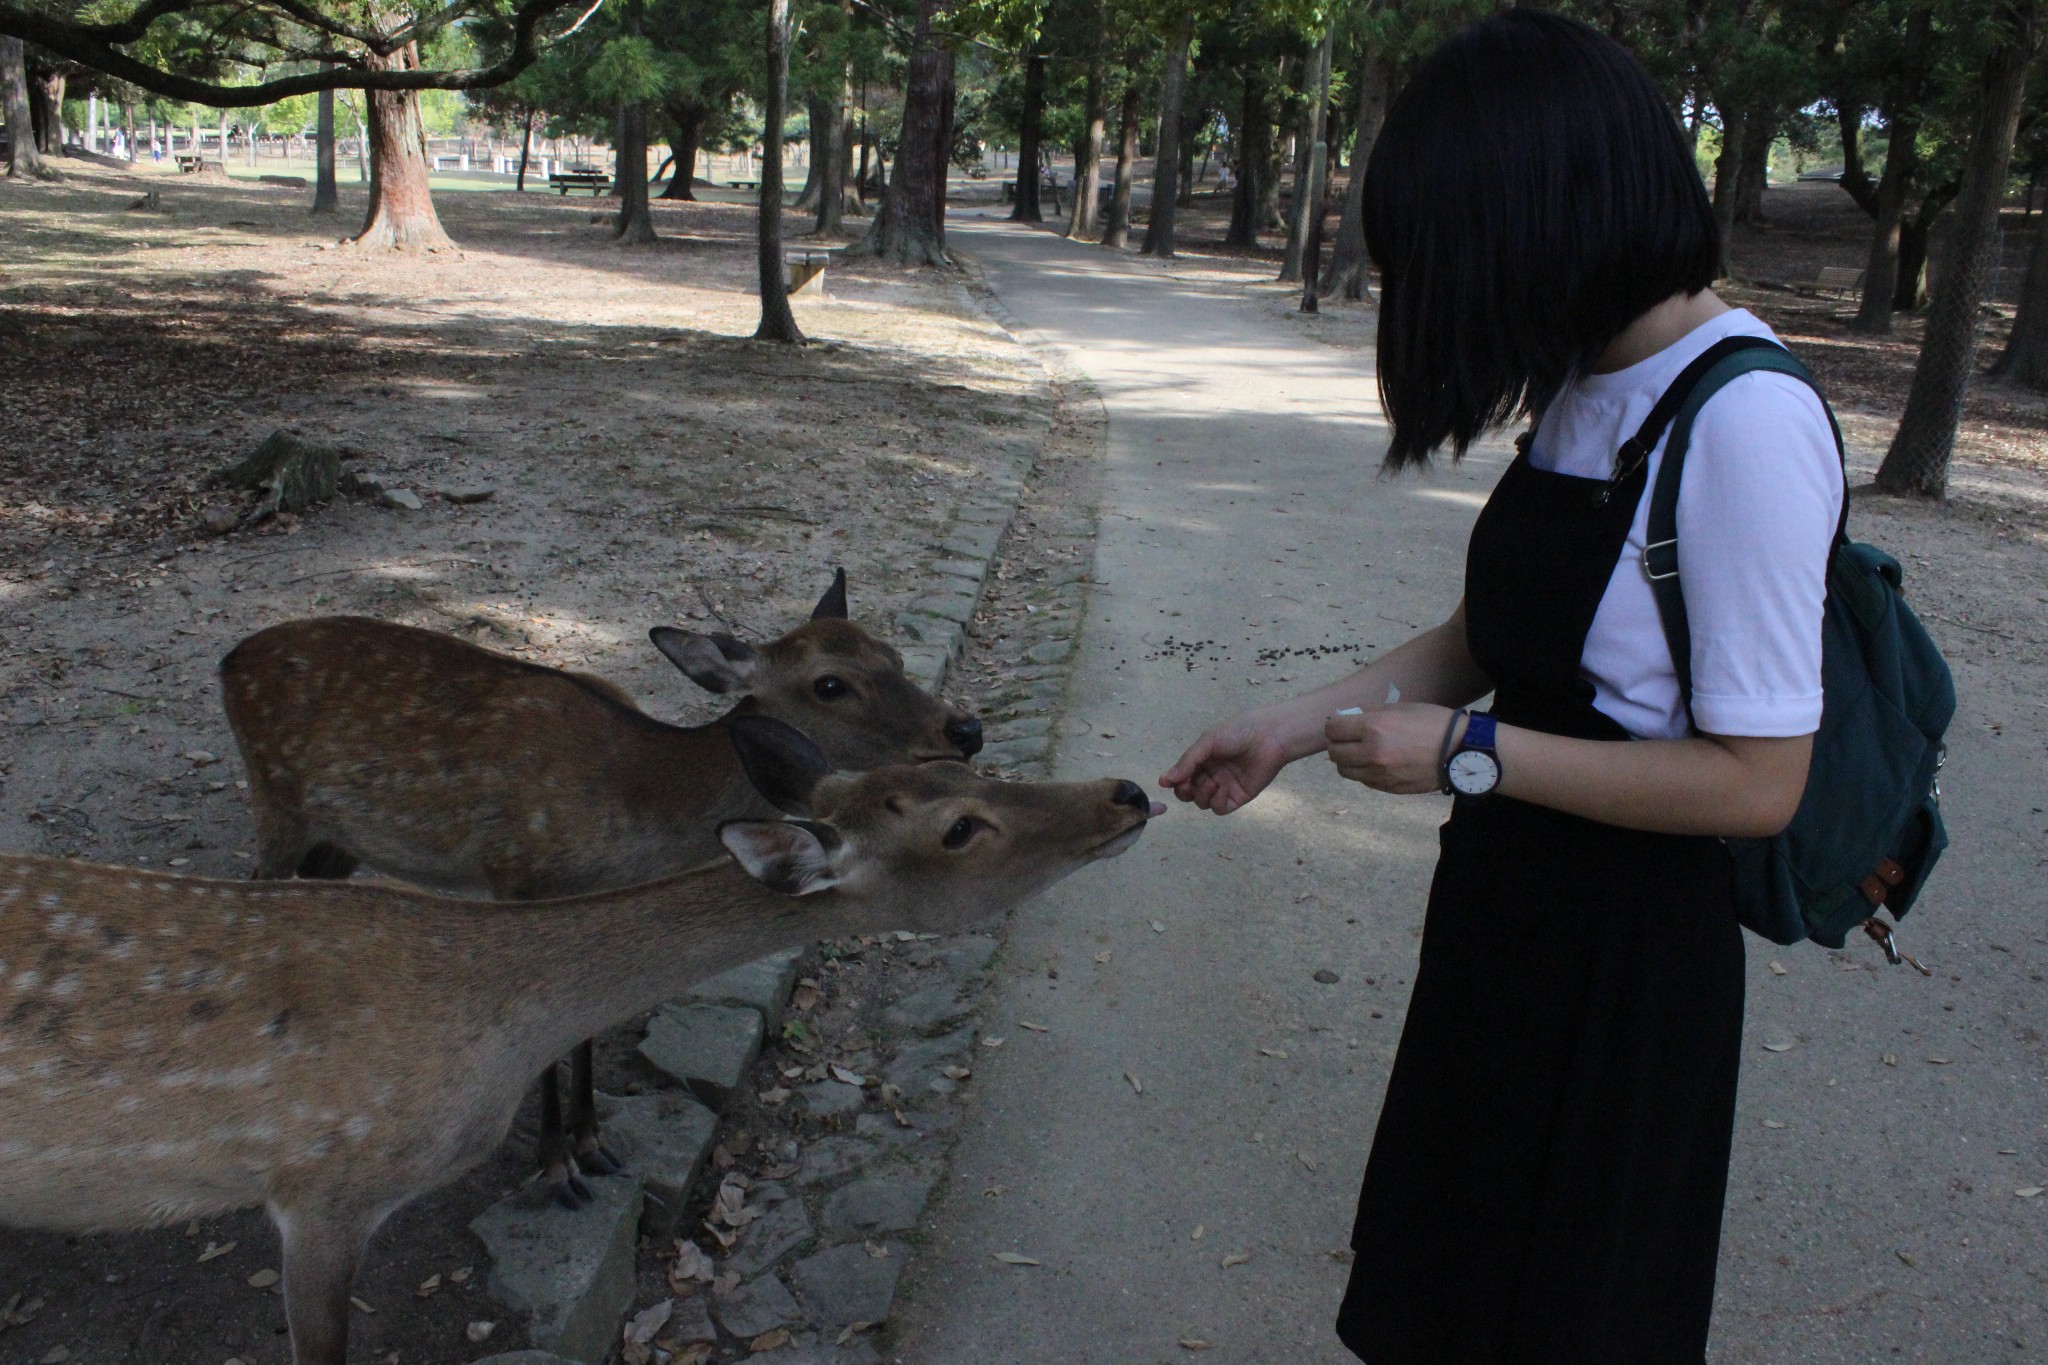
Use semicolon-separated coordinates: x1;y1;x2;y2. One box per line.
864;1241;890;1258
1768;960;1787;975
1260;1048;1288;1059
168;856;189;867
1762;1041;1795;1053
894;930;918;942
1019;1021;1051;1033
1190;1224;1204;1241
830;1064;867;1086
184;750;218;766
1926;1056;1952;1065
712;1271;741;1296
1297;1151;1318;1172
1100;729;1118;738
1896;1251;1916;1268
2018;1187;2045;1199
894;1108;915;1129
790;983;821;1012
759;1086;791;1105
941;1065;972;1081
1221;1251;1252;1268
349;1296;375;1314
38;1349;71;1364
1125;1070;1144;1095
751;1327;791;1352
1150;919;1167;933
449;1265;473;1284
670;1240;714;1286
993;1251;1041;1265
982;1036;1006;1049
197;1240;237;1262
1095;949;1113;964
625;1299;674;1345
1762;1120;1788;1130
415;1274;441;1297
1883;1052;1898;1066
465;1321;497;1344
675;1346;716;1365
246;1269;280;1289
1180;1339;1212;1351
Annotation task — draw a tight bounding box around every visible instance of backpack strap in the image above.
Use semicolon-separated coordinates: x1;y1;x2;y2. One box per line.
1636;335;1848;719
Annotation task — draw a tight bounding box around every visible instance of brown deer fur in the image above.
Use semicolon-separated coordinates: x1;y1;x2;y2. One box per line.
0;730;1156;1365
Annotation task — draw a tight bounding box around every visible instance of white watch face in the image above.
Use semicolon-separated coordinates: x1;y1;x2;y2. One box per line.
1447;749;1501;795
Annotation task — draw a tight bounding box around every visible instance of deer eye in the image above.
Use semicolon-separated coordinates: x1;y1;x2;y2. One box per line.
942;816;979;850
813;676;851;701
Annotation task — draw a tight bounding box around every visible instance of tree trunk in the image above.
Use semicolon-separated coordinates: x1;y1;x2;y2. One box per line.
1225;73;1268;249
353;46;456;251
660;107;703;198
756;0;802;340
815;73;854;233
1877;0;2037;498
614;0;657;245
516;107;536;192
1102;76;1139;248
1068;17;1106;240
795;94;831;210
1013;43;1047;223
32;69;62;154
1141;14;1195;257
1991;205;2048;384
1897;206;1938;309
931;47;956;243
1280;31;1333;283
1711;102;1744;277
1734;112;1774;227
1322;55;1389;300
312;86;339;212
851;0;949;265
2;37;54;180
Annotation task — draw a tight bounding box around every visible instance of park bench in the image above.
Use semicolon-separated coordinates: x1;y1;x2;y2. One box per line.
784;247;834;296
548;169;612;196
175;154;211;173
1000;175;1067;213
1815;265;1866;299
729;179;761;192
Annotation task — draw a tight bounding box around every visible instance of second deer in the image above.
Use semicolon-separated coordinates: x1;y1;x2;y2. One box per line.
0;716;1161;1365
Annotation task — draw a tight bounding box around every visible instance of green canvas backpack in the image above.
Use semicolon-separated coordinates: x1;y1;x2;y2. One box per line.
1630;334;1956;964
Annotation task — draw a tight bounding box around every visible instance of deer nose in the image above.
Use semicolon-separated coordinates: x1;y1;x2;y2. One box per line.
1112;780;1149;812
946;715;984;757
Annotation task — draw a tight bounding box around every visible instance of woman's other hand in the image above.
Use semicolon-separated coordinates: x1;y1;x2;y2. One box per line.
1326;705;1460;794
1160;714;1293;815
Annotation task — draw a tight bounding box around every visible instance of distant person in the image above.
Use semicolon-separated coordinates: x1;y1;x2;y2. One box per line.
151;137;163;162
1162;10;1839;1363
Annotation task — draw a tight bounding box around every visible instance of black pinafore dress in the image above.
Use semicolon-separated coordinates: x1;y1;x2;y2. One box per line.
1335;446;1746;1364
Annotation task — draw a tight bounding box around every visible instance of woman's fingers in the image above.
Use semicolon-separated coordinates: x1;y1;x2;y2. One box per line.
1160;734;1217;791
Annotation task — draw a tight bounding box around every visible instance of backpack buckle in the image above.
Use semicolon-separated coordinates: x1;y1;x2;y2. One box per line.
1642;538;1679;582
1861;917;1933;977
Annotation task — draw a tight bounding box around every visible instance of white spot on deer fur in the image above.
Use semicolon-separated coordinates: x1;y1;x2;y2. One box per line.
12;970;41;992
344;1115;374;1140
108;938;137;960
39;893;61;911
47;910;73;934
0;1068;18;1088
141;967;168;992
50;973;81;999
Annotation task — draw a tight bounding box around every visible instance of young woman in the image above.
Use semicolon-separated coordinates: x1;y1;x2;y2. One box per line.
1160;12;1842;1363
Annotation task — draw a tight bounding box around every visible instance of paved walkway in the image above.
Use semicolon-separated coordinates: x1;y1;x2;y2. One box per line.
892;218;2045;1365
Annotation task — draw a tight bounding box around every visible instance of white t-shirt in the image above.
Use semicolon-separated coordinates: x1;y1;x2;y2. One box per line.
1527;309;1842;740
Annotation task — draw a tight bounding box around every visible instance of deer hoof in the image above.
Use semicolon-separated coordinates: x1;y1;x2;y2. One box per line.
549;1169;596;1210
575;1144;624;1176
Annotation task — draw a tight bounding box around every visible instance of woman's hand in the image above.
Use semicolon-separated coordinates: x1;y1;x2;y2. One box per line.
1160;713;1294;815
1325;704;1460;795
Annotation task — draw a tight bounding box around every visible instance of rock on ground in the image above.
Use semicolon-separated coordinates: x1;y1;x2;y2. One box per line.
596;1090;718;1236
790;1243;905;1327
685;948;804;1033
638;1002;765;1108
469;1176;643;1364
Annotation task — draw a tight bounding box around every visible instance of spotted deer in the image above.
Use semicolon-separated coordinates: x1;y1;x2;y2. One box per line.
218;570;982;1202
0;717;1162;1365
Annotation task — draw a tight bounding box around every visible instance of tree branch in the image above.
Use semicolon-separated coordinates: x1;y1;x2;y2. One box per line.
0;0;579;104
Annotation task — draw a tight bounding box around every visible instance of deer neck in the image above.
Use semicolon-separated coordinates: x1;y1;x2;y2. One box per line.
497;862;859;1073
646;705;776;828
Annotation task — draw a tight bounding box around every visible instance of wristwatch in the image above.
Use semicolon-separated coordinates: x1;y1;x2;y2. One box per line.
1443;712;1502;797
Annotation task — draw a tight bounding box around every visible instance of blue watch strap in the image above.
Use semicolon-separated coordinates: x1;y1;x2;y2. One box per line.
1462;712;1498;754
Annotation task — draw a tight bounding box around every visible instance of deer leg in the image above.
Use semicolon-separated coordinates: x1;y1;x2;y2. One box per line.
276;1205;375;1365
569;1037;623;1175
538;1060;594;1209
251;818;313;881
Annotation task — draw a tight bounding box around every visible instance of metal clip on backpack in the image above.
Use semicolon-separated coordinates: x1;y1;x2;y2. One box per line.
1629;335;1956;966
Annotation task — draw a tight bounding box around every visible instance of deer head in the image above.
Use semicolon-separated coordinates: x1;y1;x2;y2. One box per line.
650;569;983;765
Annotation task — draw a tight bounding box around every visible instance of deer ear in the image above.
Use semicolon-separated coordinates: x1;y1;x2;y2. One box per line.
728;714;831;815
719;820;843;896
651;628;760;694
811;568;849;621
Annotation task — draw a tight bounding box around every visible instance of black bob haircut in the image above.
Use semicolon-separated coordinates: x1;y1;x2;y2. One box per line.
1361;8;1719;469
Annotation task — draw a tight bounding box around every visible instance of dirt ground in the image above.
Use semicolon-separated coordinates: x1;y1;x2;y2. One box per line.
0;158;1054;1365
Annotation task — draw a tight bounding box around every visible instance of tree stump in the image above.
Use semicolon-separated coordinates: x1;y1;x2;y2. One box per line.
211;430;343;524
